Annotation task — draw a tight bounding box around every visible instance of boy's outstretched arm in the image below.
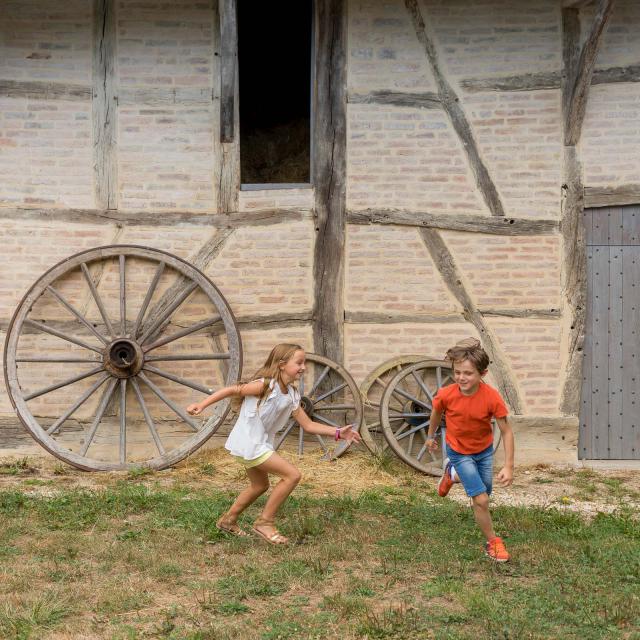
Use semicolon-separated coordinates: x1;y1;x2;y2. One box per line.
426;408;442;452
186;380;264;415
495;416;514;486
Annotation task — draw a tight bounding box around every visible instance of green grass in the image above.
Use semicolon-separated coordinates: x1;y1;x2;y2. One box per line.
0;481;638;639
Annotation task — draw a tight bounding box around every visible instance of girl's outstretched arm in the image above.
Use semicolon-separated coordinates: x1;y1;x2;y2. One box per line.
186;380;264;416
292;407;362;443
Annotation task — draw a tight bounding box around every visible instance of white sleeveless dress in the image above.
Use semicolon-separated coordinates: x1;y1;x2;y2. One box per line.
224;378;301;461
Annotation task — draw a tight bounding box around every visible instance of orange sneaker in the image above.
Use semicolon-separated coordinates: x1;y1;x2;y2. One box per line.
437;461;454;497
485;537;510;562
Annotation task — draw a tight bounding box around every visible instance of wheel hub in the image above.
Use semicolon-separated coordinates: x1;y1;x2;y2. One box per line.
104;339;144;378
300;395;314;416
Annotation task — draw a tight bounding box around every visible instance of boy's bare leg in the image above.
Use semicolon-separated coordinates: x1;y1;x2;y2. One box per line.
253;453;302;538
224;467;270;523
471;493;496;541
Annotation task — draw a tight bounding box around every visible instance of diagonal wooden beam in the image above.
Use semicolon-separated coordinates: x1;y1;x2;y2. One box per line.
418;228;523;413
403;0;506;218
564;0;615;146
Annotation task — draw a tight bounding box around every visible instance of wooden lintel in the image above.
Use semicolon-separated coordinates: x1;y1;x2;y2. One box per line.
348;90;441;109
346;309;559;324
0;79;91;101
460;71;561;93
118;87;212;107
0;207;311;228
312;0;347;363
564;0;615;146
347;209;558;235
584;184;640;208
479;308;561;319
93;0;118;210
219;0;237;143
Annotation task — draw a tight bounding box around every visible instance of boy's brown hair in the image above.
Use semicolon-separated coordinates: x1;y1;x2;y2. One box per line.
445;337;489;373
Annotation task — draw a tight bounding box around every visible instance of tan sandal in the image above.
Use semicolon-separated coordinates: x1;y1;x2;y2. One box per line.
216;514;249;537
252;516;289;545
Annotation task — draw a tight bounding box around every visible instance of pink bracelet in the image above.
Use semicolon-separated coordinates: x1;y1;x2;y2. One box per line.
335;428;341;441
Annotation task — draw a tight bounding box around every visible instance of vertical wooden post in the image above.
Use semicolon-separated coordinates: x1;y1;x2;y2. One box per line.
215;0;240;213
92;0;117;210
312;0;347;362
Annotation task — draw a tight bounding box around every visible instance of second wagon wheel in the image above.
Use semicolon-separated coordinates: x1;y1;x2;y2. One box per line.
379;359;453;476
3;245;242;471
274;353;363;460
359;355;425;456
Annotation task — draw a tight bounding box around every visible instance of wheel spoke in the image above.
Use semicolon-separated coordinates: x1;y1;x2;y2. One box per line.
411;370;434;402
395;421;429;441
388;410;429;419
313;404;356;411
143;316;221;353
24;365;104;401
314;414;341;429
145;353;230;362
390;386;430;409
139;282;198;345
137;371;199;431
46;373;110;435
81;262;116;338
17;357;101;363
143;364;213;395
415;442;428;461
80;378;118;456
308;366;330;396
315;434;329;454
119;378;127;464
132;261;165;339
298;423;305;455
46;285;109;346
275;418;296;449
24;319;103;354
119;255;126;336
131;378;165;455
313;382;347;404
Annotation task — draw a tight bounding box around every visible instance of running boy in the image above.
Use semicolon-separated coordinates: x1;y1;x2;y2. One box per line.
425;338;515;562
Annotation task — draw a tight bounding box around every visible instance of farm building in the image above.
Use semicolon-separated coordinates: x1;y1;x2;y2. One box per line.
0;0;638;469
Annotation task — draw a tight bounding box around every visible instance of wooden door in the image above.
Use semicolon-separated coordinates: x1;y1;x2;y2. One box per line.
580;206;640;459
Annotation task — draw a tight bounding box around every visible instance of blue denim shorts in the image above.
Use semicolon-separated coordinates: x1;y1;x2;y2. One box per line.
446;443;494;498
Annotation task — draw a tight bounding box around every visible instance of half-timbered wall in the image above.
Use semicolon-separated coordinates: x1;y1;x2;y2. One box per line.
1;0;640;461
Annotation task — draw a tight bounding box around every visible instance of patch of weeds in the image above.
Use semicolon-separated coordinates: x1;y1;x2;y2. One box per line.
52;463;69;475
216;566;288;600
216;600;250;616
199;462;216;476
422;575;465;599
0;595;72;639
96;588;153;615
0;457;36;476
0;490;27;515
356;603;424;639
533;477;554;484
116;528;143;542
156;562;184;579
348;578;375;598
127;466;154;481
321;593;367;618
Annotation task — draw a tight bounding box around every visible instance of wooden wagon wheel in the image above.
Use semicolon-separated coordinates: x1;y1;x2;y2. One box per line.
379;360;503;476
359;355;424;456
379;359;453;476
3;245;242;471
274;353;363;460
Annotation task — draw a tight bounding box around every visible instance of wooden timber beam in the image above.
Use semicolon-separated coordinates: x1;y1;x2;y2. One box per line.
564;0;615;146
460;71;561;93
312;0;347;363
584;184;640;208
560;9;588;416
92;0;118;210
348;90;441;109
0;79;91;101
345;309;560;324
347;209;558;235
404;0;506;218
219;0;237;144
0;207;311;227
418;228;523;413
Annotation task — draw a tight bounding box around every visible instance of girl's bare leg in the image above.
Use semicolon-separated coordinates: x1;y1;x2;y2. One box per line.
223;467;270;523
253;453;301;539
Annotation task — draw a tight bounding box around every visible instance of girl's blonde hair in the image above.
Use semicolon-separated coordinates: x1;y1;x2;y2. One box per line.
250;343;304;403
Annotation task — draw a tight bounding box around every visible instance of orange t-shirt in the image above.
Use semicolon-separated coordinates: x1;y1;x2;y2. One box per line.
432;381;508;454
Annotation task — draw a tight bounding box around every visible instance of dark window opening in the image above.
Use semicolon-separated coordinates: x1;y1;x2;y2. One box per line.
238;0;312;186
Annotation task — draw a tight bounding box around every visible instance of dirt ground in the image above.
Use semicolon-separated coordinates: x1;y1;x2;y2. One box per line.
1;445;638;519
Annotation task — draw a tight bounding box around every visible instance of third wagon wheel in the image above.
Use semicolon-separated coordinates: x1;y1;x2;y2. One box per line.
359;355;424;456
379;359;453;476
274;353;363;460
4;245;242;471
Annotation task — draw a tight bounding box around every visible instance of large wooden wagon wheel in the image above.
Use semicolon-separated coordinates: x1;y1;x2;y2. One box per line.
379;360;503;476
379;359;453;476
274;353;363;460
3;245;242;471
359;355;424;456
